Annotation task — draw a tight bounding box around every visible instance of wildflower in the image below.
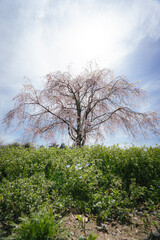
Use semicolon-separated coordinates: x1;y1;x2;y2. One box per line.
76;163;81;166
75;163;83;170
77;166;83;170
65;165;71;168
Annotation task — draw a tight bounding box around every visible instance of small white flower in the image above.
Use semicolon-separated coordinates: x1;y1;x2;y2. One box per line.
65;165;71;168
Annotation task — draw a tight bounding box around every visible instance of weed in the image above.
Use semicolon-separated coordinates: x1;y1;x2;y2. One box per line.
6;206;66;240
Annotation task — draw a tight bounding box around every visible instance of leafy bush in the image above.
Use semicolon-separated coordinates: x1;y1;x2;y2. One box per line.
0;144;160;236
0;147;52;181
0;173;53;223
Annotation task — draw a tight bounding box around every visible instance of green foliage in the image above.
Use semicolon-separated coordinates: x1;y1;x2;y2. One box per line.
87;232;98;240
7;207;65;240
0;144;160;237
78;232;98;240
0;147;52;181
0;173;53;223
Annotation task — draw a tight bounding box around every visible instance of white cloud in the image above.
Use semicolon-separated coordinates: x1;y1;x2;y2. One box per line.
0;0;158;84
1;0;160;90
7;0;160;79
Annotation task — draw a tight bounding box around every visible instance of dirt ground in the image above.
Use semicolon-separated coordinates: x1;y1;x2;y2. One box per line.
64;210;160;240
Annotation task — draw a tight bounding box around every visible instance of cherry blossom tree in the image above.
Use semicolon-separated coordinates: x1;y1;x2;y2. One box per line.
3;67;160;147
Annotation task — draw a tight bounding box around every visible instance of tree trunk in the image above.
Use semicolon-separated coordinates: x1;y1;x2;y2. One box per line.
75;134;82;147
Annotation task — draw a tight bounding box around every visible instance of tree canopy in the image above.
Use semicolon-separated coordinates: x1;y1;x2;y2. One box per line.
3;66;160;147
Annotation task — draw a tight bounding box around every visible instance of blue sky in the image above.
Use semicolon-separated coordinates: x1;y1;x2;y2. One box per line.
0;0;160;146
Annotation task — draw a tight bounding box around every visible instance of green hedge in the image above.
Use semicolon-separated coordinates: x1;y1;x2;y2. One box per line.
0;145;160;228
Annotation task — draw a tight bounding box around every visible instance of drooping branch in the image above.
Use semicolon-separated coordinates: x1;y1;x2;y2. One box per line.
2;65;160;147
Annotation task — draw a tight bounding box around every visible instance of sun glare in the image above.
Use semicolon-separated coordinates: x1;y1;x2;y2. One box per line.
67;12;131;69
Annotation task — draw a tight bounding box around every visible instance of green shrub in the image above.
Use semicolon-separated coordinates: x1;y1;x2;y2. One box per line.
8;207;65;240
0;144;160;233
0;173;53;223
0;147;52;181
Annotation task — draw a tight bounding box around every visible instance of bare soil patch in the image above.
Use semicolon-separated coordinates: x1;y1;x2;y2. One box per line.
64;210;160;240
